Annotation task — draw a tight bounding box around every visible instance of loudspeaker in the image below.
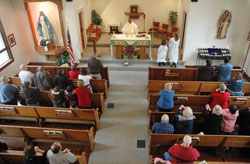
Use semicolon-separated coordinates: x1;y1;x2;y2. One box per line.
191;0;198;2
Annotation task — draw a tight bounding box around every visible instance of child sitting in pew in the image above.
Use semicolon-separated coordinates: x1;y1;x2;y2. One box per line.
65;86;77;108
50;86;65;108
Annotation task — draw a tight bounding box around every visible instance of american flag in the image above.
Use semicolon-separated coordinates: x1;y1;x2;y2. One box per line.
67;27;75;65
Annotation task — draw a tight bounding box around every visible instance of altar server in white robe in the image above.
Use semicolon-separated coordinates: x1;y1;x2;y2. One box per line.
168;33;180;68
122;19;138;36
157;40;168;66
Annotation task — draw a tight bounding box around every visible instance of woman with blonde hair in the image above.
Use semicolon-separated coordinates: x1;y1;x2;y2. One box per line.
75;80;91;108
227;72;244;96
157;83;174;111
175;105;196;134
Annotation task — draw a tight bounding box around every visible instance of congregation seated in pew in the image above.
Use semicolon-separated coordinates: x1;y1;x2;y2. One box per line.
69;64;80;79
54;69;68;90
164;135;200;163
227;72;244;96
198;59;214;81
210;83;230;109
157;83;174;111
175;105;196;134
202;104;222;135
215;57;233;82
24;145;47;164
152;114;174;134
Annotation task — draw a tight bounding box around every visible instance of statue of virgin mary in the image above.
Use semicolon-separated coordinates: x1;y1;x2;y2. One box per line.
37;11;53;40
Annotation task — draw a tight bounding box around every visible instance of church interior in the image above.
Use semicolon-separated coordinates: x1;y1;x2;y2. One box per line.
0;0;250;164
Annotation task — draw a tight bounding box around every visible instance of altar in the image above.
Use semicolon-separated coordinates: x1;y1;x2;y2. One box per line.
110;34;151;59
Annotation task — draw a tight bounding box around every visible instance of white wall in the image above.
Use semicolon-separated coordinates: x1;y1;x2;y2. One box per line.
0;0;44;76
183;0;250;67
63;0;92;60
92;0;179;32
29;2;64;46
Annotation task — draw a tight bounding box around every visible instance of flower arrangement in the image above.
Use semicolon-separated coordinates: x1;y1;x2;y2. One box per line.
122;47;140;59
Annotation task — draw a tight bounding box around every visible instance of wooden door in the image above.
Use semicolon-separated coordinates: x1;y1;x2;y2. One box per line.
78;12;85;51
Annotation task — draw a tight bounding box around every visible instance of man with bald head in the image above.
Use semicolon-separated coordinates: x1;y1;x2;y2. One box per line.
122;18;138;36
164;135;200;163
46;141;77;164
18;64;34;85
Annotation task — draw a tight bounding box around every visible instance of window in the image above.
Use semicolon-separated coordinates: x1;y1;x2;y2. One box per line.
0;19;14;71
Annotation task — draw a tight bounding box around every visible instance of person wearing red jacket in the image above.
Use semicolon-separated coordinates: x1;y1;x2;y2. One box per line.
69;64;80;79
210;83;230;109
164;135;200;163
75;80;91;108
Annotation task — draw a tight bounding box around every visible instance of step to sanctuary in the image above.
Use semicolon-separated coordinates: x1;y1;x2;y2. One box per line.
78;59;185;72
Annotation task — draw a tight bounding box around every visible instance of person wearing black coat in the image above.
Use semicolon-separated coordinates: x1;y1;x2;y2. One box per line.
202;104;223;134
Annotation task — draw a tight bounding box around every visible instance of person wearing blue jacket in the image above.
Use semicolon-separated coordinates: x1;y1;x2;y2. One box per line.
157;83;174;111
216;57;233;82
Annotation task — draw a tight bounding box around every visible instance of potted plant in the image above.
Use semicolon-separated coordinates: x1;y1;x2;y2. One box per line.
169;11;178;26
132;49;140;59
40;39;48;51
91;10;103;28
122;47;129;60
55;51;70;66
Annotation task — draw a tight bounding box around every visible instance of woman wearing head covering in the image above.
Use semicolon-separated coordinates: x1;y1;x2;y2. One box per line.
157;40;168;66
157;83;174;111
202;104;223;134
175;105;196;134
210;83;230;109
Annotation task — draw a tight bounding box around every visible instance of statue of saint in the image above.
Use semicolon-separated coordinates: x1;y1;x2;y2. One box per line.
37;11;53;40
217;10;232;39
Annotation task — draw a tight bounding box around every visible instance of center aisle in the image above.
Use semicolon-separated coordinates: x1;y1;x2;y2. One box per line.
89;71;149;164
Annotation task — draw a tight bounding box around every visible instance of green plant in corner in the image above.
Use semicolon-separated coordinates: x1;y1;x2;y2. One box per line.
91;10;103;25
55;51;70;66
40;39;47;46
169;11;178;25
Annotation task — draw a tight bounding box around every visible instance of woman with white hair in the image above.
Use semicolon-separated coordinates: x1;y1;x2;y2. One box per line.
164;135;200;163
175;105;196;134
157;83;174;111
210;83;230;109
152;114;174;134
202;104;223;134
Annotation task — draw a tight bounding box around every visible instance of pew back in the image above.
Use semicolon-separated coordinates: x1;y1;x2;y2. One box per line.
148;94;250;112
148;66;242;81
26;63;110;87
0;105;100;129
148;80;250;95
0;125;95;152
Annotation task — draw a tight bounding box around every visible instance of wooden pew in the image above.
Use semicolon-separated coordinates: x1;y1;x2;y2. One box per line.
26;62;110;87
0;150;88;164
148;94;250;113
18;91;105;114
0;105;100;130
148;80;250;95
0;125;95;152
148;111;203;133
148;66;243;81
148;130;250;156
9;77;109;99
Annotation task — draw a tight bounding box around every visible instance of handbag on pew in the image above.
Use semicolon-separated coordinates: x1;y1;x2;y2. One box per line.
0;142;8;151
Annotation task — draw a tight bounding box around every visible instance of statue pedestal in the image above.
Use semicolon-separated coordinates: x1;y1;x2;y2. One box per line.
37;46;67;61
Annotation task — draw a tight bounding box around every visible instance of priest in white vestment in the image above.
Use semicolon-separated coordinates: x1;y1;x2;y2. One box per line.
122;19;138;36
